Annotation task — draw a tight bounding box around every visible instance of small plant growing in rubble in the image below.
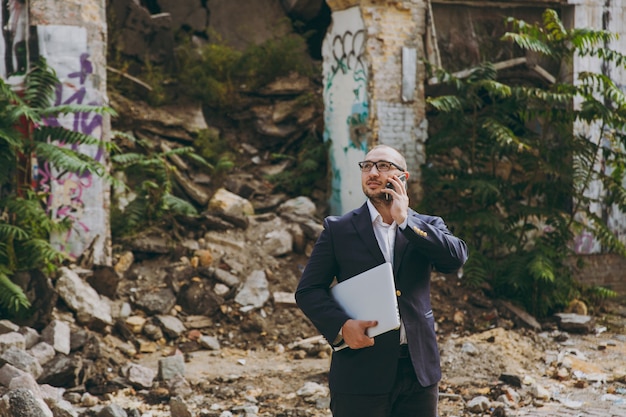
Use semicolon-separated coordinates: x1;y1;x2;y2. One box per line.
110;132;211;238
422;9;623;316
192;128;235;176
267;132;329;196
177;32;315;111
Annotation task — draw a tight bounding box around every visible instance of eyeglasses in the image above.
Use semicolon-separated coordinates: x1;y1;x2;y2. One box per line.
358;160;405;172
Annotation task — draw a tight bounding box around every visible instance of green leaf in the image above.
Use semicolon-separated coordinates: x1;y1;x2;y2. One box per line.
0;273;31;314
41;104;117;118
0;224;30;241
528;254;555;283
34;142;106;176
163;194;198;216
423;8;626;317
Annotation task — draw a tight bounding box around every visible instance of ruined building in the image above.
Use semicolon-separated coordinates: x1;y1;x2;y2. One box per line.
2;0;626;292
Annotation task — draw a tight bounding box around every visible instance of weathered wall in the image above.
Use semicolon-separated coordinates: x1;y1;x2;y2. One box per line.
564;2;626;256
363;0;428;202
322;4;368;214
323;0;429;214
573;254;626;296
0;0;111;264
32;0;111;265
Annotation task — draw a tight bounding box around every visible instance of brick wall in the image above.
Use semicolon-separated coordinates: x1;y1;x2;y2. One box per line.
573;254;626;296
322;1;430;214
362;1;428;201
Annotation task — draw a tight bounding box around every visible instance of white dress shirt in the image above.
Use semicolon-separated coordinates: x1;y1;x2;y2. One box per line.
367;200;408;344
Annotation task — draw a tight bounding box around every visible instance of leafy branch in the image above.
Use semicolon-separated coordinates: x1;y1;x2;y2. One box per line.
422;9;625;316
0;58;115;317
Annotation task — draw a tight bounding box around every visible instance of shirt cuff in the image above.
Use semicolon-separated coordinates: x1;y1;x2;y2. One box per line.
332;328;343;346
331;337;344;347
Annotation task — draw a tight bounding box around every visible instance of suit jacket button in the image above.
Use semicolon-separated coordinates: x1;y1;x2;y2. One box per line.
396;290;402;297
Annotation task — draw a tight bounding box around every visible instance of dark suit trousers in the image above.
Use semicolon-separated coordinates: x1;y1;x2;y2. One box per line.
330;356;439;417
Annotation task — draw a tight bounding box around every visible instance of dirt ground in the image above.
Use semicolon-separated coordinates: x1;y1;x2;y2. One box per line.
121;246;626;416
126;302;626;417
104;213;626;417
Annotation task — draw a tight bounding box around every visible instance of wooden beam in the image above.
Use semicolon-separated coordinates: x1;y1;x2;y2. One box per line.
106;66;153;91
529;64;557;84
430;0;565;8
427;57;528;85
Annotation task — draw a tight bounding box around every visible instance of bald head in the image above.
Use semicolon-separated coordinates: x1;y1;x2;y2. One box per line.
366;145;407;171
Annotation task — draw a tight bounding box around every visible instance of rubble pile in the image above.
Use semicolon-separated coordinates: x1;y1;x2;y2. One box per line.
0;191;326;416
1;185;625;416
1;49;625;416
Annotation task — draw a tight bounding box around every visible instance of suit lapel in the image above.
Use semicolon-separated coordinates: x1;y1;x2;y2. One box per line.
393;228;408;277
393;209;414;277
352;203;386;264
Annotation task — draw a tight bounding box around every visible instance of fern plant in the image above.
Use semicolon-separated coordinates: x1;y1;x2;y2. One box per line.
422;9;625;317
0;58;115;318
110;133;211;238
267;132;329;196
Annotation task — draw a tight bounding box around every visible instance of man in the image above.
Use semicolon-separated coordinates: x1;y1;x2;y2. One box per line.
295;145;468;417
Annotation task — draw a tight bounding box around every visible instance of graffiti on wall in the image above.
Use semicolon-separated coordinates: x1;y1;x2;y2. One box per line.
39;54;104;258
2;0;108;262
37;25;107;261
328;28;368;149
322;7;368;215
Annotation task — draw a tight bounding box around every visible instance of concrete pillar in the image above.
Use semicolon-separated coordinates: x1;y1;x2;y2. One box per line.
564;2;626;253
28;0;111;264
323;0;429;214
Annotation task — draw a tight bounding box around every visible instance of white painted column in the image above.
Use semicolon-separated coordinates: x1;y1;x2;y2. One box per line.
322;5;369;215
568;1;626;253
30;0;111;265
323;1;429;215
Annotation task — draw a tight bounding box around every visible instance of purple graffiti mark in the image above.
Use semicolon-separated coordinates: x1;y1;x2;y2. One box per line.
45;53;104;147
78;107;103;138
51;85;103;139
42;159;93;211
573;230;596;254
45;166;92;248
37;160;52;195
36;52;102;252
68;53;93;84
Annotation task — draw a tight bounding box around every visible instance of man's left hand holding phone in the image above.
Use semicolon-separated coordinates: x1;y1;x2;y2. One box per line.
385;173;407;201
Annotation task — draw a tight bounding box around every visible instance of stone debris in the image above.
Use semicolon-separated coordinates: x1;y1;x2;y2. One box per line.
4;3;626;403
0;197;332;416
0;190;625;417
55;268;113;330
234;270;270;311
555;312;595;334
437;325;626;416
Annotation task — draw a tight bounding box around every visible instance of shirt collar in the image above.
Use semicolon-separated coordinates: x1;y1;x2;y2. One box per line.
367;199;398;227
367;199;383;224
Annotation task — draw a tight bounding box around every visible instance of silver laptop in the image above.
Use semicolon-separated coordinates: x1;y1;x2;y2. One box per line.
330;262;401;339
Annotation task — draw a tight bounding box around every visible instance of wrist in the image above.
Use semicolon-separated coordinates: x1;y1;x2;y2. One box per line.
331;336;344;347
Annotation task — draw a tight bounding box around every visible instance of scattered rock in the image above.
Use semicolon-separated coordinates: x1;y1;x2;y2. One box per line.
467;395;490;413
554;313;595;334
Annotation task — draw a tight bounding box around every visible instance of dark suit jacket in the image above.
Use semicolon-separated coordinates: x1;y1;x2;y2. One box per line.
295;202;468;394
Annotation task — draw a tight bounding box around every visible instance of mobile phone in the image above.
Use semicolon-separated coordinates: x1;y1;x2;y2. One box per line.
385;173;407;200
